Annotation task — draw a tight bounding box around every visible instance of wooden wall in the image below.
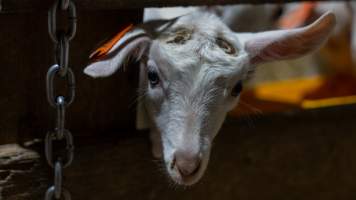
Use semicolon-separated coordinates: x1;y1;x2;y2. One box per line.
1;1;356;200
0;9;143;144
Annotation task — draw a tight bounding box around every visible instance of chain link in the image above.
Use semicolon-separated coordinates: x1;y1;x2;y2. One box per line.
56;33;70;76
54;161;63;198
46;65;75;108
56;96;66;139
60;0;70;10
48;0;77;43
45;130;74;168
45;0;76;199
45;187;72;200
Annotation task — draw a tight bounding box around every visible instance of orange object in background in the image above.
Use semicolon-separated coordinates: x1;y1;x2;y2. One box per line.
278;2;317;29
230;75;356;117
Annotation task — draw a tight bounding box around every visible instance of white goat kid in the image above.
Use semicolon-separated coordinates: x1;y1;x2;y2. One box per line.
84;11;335;186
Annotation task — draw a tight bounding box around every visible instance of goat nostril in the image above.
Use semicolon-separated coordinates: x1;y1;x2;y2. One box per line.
171;150;201;177
174;151;202;177
170;156;176;170
192;160;201;174
178;167;190;176
177;159;201;177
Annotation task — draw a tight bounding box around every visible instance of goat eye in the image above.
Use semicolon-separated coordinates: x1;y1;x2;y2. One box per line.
216;38;236;55
148;70;160;86
231;81;243;97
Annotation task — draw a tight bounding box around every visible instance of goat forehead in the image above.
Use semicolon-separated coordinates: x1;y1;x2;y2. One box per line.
176;12;230;33
150;42;235;81
149;45;244;91
148;12;245;85
151;37;241;71
156;12;234;43
154;14;242;67
168;65;227;99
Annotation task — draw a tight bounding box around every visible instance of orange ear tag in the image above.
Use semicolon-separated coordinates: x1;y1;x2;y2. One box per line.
278;2;317;29
89;24;134;61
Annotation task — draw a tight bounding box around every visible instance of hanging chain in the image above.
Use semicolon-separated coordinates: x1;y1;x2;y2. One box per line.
45;0;77;199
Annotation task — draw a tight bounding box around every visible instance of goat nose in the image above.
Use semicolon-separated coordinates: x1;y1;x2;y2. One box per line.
174;151;201;177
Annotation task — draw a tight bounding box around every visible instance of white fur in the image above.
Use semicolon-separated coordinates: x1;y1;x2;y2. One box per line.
84;11;335;186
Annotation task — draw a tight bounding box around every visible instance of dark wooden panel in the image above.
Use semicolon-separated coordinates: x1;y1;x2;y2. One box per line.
0;10;143;144
0;0;346;13
1;105;356;199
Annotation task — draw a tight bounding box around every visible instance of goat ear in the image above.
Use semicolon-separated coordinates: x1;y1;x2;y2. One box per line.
84;25;151;78
239;12;335;65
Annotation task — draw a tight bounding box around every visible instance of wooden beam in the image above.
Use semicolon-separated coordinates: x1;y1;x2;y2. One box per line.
0;0;345;13
0;143;49;199
1;105;356;199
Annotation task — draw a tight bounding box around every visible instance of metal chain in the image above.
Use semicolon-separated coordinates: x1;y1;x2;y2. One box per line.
45;0;77;199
